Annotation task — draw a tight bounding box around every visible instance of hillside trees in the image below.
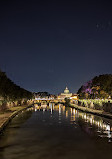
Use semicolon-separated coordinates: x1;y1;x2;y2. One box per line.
0;70;32;101
77;74;112;99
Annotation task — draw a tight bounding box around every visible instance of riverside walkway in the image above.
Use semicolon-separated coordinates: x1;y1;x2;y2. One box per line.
71;104;112;119
0;105;32;133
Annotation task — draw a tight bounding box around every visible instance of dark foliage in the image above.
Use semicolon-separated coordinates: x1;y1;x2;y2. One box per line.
34;92;50;97
65;98;70;106
0;70;33;101
77;74;112;99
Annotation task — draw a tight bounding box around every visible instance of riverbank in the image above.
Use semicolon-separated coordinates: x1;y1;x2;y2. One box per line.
71;104;112;119
0;104;33;133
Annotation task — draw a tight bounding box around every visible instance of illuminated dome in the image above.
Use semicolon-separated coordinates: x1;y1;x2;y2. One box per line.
64;87;70;94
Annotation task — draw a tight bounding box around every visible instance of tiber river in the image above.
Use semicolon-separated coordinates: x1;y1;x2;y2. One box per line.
0;103;112;159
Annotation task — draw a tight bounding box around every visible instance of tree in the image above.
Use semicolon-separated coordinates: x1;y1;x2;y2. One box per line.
77;74;112;99
65;98;70;106
0;70;33;101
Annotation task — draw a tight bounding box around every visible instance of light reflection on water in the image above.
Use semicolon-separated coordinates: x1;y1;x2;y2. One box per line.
34;103;112;142
77;111;112;141
0;103;112;159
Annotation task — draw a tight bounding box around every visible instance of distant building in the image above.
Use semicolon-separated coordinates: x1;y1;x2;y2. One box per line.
70;94;78;100
57;87;72;101
57;87;78;102
70;94;78;103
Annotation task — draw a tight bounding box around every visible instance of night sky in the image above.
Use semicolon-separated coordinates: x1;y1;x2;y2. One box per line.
0;0;112;94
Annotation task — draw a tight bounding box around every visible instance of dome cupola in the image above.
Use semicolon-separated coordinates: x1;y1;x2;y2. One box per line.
64;87;70;94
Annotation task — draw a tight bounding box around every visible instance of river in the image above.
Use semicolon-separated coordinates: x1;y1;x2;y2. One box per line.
0;103;112;159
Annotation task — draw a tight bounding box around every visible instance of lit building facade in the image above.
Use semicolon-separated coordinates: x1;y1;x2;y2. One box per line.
57;87;71;101
57;87;78;102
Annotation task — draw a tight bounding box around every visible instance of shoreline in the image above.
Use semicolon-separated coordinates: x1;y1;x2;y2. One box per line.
0;104;33;133
71;104;112;119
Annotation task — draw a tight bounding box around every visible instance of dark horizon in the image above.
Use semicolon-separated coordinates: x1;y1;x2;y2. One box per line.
0;0;112;94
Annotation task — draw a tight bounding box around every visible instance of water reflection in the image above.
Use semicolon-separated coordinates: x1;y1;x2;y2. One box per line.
49;103;54;115
0;104;112;159
59;104;61;115
71;108;112;142
33;103;112;142
70;108;76;122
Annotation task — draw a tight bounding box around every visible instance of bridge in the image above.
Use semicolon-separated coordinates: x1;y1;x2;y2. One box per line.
33;97;78;105
33;97;58;103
